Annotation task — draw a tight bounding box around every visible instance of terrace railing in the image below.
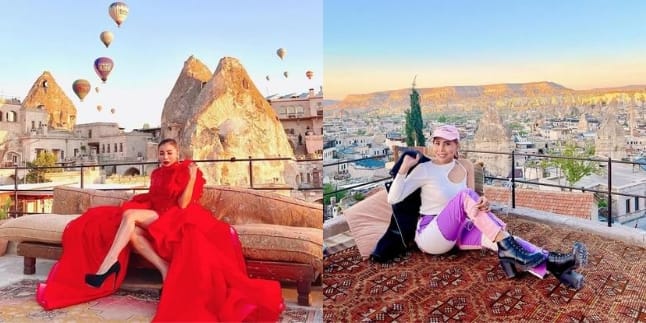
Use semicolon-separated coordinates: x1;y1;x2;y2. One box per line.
1;157;322;218
323;149;646;228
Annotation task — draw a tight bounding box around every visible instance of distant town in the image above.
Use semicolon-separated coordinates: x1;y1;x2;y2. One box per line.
0;87;323;216
323;83;646;228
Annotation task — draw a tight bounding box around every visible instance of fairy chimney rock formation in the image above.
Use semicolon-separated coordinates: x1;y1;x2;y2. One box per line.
179;56;297;187
21;71;77;130
160;56;212;140
595;106;626;160
470;106;515;177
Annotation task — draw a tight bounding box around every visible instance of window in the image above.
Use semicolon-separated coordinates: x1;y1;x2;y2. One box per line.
626;199;630;213
114;143;117;152
119;143;123;152
0;112;2;121
107;144;110;153
88;130;92;138
31;121;35;129
102;144;105;153
636;197;640;211
7;111;17;122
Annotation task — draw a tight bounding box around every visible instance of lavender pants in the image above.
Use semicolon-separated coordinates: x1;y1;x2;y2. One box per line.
416;188;548;278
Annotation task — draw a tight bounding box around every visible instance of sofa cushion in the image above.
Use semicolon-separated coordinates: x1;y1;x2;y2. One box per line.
234;224;323;274
342;188;391;258
90;190;133;208
52;186;95;214
52;186;134;214
0;214;80;243
201;185;323;229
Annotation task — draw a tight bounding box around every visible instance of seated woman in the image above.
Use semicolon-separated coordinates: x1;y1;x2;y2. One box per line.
36;138;285;322
387;125;587;289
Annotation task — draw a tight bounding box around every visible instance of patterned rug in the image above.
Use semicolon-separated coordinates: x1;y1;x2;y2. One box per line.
0;279;319;322
323;214;646;322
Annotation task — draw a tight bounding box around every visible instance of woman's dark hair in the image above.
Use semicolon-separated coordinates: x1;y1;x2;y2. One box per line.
158;138;178;149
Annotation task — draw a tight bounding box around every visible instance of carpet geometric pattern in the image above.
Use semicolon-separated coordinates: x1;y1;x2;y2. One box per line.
0;279;319;322
323;214;646;322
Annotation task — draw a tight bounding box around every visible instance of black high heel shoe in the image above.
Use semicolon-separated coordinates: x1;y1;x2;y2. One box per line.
497;235;547;278
85;261;121;289
547;242;588;289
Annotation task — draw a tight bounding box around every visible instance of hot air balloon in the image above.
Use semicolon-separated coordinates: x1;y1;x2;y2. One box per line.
276;48;286;60
265;75;270;81
97;105;103;112
283;71;289;78
110;108;116;114
72;79;91;101
95;86;100;93
100;31;113;48
94;57;114;83
109;2;129;27
306;70;313;80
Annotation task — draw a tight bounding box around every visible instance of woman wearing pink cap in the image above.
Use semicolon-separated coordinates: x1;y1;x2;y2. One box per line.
387;125;587;289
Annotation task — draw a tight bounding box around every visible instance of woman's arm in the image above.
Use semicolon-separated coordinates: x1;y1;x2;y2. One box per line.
459;158;475;189
177;162;198;209
387;162;428;204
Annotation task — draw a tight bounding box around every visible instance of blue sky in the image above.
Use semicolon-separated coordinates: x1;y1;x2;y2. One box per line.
324;0;646;99
0;0;323;130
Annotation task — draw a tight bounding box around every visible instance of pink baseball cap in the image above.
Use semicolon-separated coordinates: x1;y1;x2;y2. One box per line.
431;125;460;142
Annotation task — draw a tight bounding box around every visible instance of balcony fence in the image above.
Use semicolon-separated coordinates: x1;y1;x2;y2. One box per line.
323;149;646;228
0;157;322;218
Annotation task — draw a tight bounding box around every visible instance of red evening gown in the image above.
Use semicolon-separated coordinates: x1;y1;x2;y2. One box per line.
36;160;285;322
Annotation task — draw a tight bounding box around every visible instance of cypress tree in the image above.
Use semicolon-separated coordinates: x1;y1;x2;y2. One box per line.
405;86;425;147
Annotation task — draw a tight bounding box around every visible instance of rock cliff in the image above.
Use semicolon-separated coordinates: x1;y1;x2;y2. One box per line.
332;81;646;114
160;55;212;140
177;57;297;187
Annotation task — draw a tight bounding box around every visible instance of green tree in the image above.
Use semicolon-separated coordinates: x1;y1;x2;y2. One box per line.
549;143;599;187
323;183;347;205
353;192;365;201
0;197;11;220
405;87;425;147
437;115;447;123
25;151;57;183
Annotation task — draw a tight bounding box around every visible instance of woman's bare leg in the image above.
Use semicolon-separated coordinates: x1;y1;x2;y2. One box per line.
95;209;158;275
130;226;169;281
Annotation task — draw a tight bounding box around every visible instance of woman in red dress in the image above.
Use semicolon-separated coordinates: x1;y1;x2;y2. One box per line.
36;139;285;322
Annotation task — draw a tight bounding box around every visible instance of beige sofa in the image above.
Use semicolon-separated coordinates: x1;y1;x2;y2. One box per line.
0;185;323;306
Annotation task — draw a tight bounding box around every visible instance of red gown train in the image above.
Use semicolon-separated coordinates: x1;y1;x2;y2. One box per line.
36;160;285;322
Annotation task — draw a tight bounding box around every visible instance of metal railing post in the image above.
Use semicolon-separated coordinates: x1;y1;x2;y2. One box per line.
248;156;253;188
80;165;84;189
13;166;18;218
607;157;612;227
511;150;516;208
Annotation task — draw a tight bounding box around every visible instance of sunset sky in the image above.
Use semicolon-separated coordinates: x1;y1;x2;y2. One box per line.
1;0;322;130
324;0;646;100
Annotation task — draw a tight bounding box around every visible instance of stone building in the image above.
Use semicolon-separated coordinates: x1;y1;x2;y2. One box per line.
268;88;324;158
268;88;324;189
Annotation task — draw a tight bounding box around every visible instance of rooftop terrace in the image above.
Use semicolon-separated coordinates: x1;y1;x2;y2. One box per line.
323;206;646;322
0;243;323;321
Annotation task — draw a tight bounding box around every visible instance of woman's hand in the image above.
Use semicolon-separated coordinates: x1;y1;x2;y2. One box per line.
188;162;198;178
475;196;490;212
398;153;421;175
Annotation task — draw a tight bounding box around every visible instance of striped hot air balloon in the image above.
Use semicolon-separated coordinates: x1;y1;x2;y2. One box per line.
94;57;114;83
109;2;129;27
